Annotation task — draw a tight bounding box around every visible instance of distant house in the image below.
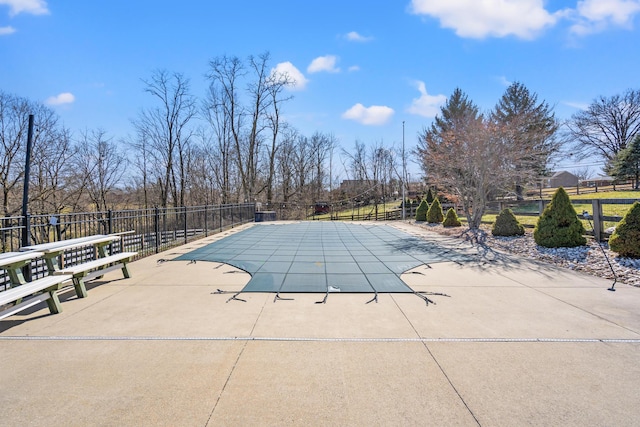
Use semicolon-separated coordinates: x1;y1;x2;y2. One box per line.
581;174;615;187
544;171;579;188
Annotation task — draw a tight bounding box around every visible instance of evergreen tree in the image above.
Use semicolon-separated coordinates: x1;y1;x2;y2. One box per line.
492;208;525;236
491;82;559;200
609;201;640;258
534;187;586;247
609;135;640;189
415;199;428;221
443;207;461;227
427;197;444;223
425;188;435;204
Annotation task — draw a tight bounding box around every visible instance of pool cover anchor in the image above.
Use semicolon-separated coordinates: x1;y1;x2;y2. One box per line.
226;292;247;303
315;285;341;304
365;291;379;304
212;289;247;303
274;292;294;302
414;291;451;306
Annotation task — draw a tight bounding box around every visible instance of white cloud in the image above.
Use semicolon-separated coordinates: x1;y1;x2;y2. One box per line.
570;0;640;35
409;0;561;39
271;62;308;91
307;55;340;73
345;31;373;42
348;65;360;72
45;92;75;106
342;103;394;125
563;101;589;110
407;81;447;118
0;25;15;35
497;76;512;86
0;0;49;16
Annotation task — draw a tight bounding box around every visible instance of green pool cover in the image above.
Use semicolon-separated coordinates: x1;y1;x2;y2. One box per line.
175;222;469;294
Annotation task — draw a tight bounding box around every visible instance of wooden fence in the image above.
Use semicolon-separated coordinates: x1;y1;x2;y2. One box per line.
487;199;638;241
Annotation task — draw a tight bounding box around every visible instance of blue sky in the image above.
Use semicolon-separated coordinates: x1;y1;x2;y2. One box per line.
2;0;640;176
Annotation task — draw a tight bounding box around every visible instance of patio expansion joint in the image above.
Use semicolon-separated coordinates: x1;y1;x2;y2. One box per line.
205;292;269;425
389;294;482;426
2;336;640;343
497;272;640;337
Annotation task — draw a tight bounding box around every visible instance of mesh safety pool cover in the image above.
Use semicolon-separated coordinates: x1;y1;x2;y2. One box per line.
175;222;468;293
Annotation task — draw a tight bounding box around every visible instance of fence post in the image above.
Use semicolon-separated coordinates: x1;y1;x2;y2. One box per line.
183;206;188;244
204;205;208;237
591;199;603;242
154;207;160;254
107;209;115;254
107;210;113;235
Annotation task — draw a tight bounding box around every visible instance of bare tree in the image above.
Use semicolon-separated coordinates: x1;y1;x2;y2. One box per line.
129;131;153;209
75;129;128;211
205;55;255;201
275;127;299;208
133;70;197;208
566;88;640;162
202;85;235;204
264;68;293;206
417;88;548;229
30;125;79;213
573;166;594;182
0;92;72;216
0;92;31;216
205;52;292;204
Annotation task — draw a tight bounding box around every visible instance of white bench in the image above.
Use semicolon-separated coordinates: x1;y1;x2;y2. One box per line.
0;274;73;320
54;252;137;298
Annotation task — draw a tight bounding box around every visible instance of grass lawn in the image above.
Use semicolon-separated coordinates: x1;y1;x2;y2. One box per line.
310;201;402;220
312;190;638;231
483;190;639;229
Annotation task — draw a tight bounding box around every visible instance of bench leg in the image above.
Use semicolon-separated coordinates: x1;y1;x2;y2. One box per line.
73;276;88;298
45;291;63;314
121;262;131;279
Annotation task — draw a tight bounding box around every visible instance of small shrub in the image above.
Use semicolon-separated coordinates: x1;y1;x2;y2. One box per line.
533;187;586;248
492;208;525;236
443;208;461;227
427;197;444;224
425;188;435;205
609;201;640;258
415;199;428;221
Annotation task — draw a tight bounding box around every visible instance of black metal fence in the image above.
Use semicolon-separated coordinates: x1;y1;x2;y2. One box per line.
1;203;255;289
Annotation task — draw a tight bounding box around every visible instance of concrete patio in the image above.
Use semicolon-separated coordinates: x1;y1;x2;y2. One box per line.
1;222;639;426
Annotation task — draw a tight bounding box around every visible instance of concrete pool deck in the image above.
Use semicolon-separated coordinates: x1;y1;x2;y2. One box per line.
1;221;639;426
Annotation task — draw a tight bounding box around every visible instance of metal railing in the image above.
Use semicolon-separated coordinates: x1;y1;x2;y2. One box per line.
1;203;255;289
